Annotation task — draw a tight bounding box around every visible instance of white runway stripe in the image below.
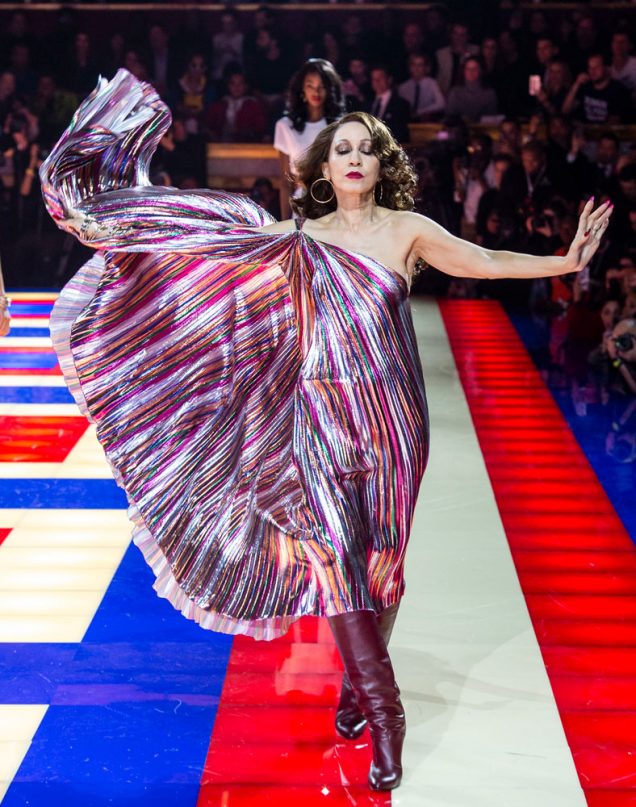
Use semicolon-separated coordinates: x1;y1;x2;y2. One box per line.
0;338;52;348
0;705;48;803
395;299;585;805
0;404;80;416
0;377;66;387
2;318;51;329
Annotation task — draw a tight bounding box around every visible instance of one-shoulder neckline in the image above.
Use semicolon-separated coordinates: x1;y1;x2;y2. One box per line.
296;230;409;294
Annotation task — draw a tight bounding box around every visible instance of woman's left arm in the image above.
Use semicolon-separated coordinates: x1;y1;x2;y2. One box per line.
406;198;612;280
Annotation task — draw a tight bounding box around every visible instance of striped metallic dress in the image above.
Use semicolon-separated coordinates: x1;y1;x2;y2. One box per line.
41;70;429;641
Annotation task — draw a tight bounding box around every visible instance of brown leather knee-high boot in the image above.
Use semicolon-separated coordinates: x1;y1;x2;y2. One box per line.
328;609;405;791
335;604;399;740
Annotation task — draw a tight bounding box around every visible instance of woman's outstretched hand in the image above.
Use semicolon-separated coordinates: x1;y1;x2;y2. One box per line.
565;197;613;273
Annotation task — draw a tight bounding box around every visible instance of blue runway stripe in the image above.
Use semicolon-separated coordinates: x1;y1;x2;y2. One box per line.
0;352;58;369
3;537;234;807
10;304;53;316
0;479;127;508
0;387;74;403
5;327;51;337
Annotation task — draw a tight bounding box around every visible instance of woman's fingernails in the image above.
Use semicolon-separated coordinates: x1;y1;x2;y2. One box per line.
584;229;591;236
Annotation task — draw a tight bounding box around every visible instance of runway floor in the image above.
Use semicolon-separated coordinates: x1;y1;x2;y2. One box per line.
0;294;635;806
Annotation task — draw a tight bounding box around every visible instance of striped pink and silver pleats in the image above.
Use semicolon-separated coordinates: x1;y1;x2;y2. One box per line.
41;70;429;640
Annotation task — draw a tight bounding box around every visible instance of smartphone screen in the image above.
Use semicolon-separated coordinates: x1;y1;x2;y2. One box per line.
528;75;541;96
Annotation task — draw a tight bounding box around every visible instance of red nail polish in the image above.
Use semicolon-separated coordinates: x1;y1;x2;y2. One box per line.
584;229;590;236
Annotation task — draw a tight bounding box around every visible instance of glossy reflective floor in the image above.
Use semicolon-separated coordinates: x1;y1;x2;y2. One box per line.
1;294;635;806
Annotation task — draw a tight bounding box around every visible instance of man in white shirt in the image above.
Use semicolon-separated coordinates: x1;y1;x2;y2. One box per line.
435;22;479;96
398;53;445;121
610;31;636;102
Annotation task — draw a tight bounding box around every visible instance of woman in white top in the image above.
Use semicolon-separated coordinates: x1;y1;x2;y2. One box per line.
274;58;345;219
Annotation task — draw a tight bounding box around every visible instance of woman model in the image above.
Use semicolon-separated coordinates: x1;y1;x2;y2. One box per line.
274;58;345;219
39;71;611;792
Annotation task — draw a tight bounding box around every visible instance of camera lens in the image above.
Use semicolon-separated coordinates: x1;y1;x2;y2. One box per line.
614;333;635;352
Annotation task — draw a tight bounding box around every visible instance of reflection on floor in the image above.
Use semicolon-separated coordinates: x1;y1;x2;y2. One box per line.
0;294;634;806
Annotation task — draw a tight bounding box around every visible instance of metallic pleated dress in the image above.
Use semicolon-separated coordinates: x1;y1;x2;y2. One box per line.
41;70;429;640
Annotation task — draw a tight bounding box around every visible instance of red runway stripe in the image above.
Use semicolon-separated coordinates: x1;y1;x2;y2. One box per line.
196;620;387;806
440;300;636;804
0;416;89;462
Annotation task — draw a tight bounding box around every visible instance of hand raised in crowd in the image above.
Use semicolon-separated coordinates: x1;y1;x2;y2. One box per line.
565;198;613;274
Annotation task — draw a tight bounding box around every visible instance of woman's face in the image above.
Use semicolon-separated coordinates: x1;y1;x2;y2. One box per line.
323;120;381;198
188;56;206;77
601;300;620;331
303;72;327;111
547;62;566;87
463;59;481;83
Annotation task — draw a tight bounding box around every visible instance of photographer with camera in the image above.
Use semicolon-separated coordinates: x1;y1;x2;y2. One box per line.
604;318;636;461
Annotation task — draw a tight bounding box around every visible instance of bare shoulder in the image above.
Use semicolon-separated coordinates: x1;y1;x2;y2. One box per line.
392;210;439;239
256;219;297;234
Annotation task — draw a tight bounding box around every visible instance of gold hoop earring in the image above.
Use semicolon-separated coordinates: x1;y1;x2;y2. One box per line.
375;182;383;203
310;177;335;204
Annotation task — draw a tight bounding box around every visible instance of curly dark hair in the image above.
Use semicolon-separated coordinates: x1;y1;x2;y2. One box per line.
291;111;418;220
284;58;345;133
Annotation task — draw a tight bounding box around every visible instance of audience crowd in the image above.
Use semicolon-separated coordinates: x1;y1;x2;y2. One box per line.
1;3;635;460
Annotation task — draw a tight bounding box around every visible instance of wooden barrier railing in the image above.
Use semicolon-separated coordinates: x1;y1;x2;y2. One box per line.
207;124;636;188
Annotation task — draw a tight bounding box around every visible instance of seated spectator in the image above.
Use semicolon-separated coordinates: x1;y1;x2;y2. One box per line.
170;53;216;135
495;117;523;158
315;29;345;78
592;132;621;197
62;32;100;99
452;132;493;240
243;5;276;74
476;153;519;244
424;5;449;54
152;115;206;188
211;11;244;83
146;25;178;99
394;22;427;82
102;33;126;79
533;60;572;119
9;44;37;100
501;140;554;219
0;72;16;126
564;13;605;77
123;50;149;83
532;37;560;83
435;22;479;96
250;176;280;219
609;30;636;102
398;53;445;122
545;117;594;201
480;37;505;98
563;54;632;124
496;29;532;116
30;74;77;149
204;68;266;142
368;65;410;143
446;56;498;122
248;28;291;106
343;55;372;111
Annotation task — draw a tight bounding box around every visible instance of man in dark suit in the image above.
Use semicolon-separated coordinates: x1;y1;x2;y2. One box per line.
368;65;411;143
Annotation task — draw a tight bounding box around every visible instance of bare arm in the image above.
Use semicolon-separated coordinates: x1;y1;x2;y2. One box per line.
562;73;587;116
405;198;612;280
